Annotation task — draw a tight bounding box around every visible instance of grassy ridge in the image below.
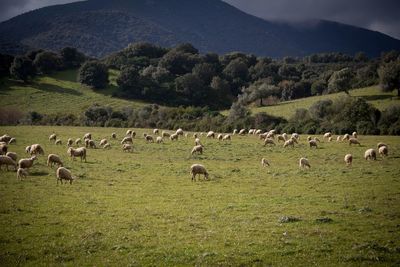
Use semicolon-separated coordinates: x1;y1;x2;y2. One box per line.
0;126;399;265
0;70;147;116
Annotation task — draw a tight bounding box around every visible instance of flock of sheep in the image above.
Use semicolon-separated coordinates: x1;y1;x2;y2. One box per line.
0;127;390;183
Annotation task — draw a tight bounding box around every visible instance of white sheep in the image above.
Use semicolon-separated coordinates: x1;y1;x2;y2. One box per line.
193;133;198;138
291;137;298;144
75;138;82;145
307;136;312;141
0;155;17;171
49;133;57;142
122;144;133;152
67;138;73;147
170;133;178;141
283;139;294;148
282;133;288;140
83;133;92;140
277;135;286;142
266;132;275;139
56;167;75;184
309;140;318;149
194;138;203;146
85;139;96;149
261;158;270;167
126;129;133;136
121;136;133;144
176;128;184;136
153;129;159;135
206;131;215;138
217;134;223;140
156;136;163;143
222;134;231;141
255;129;262;135
291;133;299;140
55;139;62;145
99;139;108;146
378;146;388;157
248;129;255;135
233;129;238;135
191;145;203;155
344;154;353;166
8;137;16;144
349;138;361;146
29;144;44;155
25;146;31;154
0;134;12;143
377;142;387;149
190;164;209;181
342;134;350;141
47;154;63;168
263;138;275;146
238;129;246;136
67;147;86;162
328;137;333;142
162;131;171;138
259;133;268;140
111;133;117;139
364;148;376;161
17;167;29;180
145;135;154;143
18;156;37;169
103;143;111;149
5;152;17;161
352;131;358;138
299;157;310;169
323;132;332;139
336;136;341;142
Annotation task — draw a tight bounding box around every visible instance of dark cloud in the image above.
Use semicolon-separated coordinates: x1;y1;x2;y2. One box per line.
0;0;399;39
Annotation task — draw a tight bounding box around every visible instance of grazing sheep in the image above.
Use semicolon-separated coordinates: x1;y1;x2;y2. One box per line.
156;136;163;144
307;136;312;141
266;132;275;139
30;144;44;155
6;152;17;161
99;139;108;146
193;133;198;138
336;136;341;142
55;139;62;145
255;129;262;135
259;133;268;140
0;134;12;143
170;133;178;141
283;139;294;148
0;155;17;171
111;133;117;139
153;129;159;135
299;157;311;169
56;167;75;185
162;131;171;138
249;129;255;135
194;138;203;146
18;156;37;169
291;133;299;140
291;137;298;144
121;136;133;144
49;133;57;142
344;154;353;166
217;134;223;140
222;134;231;141
313;137;321;142
103;143;111;149
349;138;361;146
328;137;333;142
309;140;318;148
122;144;133;152
67;147;86;162
190;164;209;181
342;134;350;141
352;131;358;138
75;138;82;145
126;129;133;136
207;131;215;139
191;145;203;155
261;158;270;167
263;138;275;146
176;128;184;136
282;133;288;140
83;133;92;140
364;148;377;161
185;133;189;138
47;154;63;168
277;135;286;142
17;168;29;180
238;129;246;136
323;132;332;139
377;142;387;149
0;143;7;155
25;146;31;154
8;138;16;144
85;139;96;149
145;135;154;143
67;138;73;147
233;129;238;135
379;146;388;157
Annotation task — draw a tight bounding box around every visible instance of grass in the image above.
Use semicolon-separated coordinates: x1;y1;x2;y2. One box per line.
0;125;400;265
0;69;148;116
247;86;400;119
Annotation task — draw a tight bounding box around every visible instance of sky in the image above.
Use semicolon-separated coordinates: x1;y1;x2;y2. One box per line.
0;0;399;39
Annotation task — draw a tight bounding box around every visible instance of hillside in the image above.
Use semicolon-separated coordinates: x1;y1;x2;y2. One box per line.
0;69;147;116
1;0;399;57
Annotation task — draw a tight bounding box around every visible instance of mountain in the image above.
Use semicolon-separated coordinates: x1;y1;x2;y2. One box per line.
0;0;399;58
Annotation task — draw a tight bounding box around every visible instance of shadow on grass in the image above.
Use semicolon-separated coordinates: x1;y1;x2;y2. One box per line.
359;94;394;101
33;82;83;96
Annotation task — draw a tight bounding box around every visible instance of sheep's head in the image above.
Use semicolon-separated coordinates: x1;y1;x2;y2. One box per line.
31;155;37;161
67;147;73;155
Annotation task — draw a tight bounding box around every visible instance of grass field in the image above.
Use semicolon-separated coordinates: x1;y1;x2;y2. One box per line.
0;126;400;266
248;86;400;119
0;69;147;116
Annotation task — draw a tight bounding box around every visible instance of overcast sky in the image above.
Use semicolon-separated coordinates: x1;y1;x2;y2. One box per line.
1;0;399;39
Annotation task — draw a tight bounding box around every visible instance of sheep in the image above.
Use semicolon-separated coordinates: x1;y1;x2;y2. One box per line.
55;139;62;145
191;145;203;155
85;139;96;149
277;135;286;142
18;156;37;169
0;143;7;155
336;136;341;142
266;132;275;139
206;131;215;139
328;137;333;142
307;136;312;141
217;134;223;141
282;133;288;140
299;157;311;169
121;136;133;144
49;133;57;142
379;146;388;157
261;158;270;167
17;167;29;180
377;142;387;149
194;138;203;146
111;132;117;139
176;128;184;136
47;154;63;168
0;155;17;171
193;133;198;138
0;134;12;143
6;152;17;161
283;139;294;148
170;133;179;141
291;137;298;144
122;144;133;152
349;138;361;146
291;133;299;140
263;138;275;146
222;134;231;141
249;129;255;135
313;137;321;142
56;167;75;184
323;132;332;139
103;143;111;149
29;144;44;155
344;154;353;166
309;140;318;148
126;129;133;136
75;138;82;145
153;129;159;135
156;136;163;144
162;131;171;138
238;129;246;136
67;147;86;162
185;133;189;138
259;133;268;140
364;148;377;161
145;135;154;143
99;139;108;146
83;133;92;140
255;129;262;135
8;138;16;144
342;134;350;141
67;138;73;147
25;146;31;154
190;164;209;181
233;129;238;135
352;131;358;138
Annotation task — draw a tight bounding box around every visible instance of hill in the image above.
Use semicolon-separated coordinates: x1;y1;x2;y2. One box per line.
0;0;399;58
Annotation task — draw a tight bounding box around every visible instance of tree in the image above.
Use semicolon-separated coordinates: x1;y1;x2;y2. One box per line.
9;56;36;82
328;68;353;94
159;51;198;75
378;60;400;96
60;47;86;68
0;53;14;78
33;51;62;74
311;80;326;95
116;66;141;96
223;58;248;81
175;73;208;105
124;42;166;58
192;63;216;85
78;61;109;89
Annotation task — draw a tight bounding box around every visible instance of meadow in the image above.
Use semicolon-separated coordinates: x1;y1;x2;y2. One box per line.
0;126;400;266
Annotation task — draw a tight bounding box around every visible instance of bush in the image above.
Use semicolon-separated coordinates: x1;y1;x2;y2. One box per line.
78;61;109;89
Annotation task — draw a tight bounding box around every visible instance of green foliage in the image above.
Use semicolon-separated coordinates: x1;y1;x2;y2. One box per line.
378;60;400;96
60;47;86;68
0;53;14;77
328;68;354;94
33;51;62;74
78;61;109;89
311;80;327;95
9;56;36;82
